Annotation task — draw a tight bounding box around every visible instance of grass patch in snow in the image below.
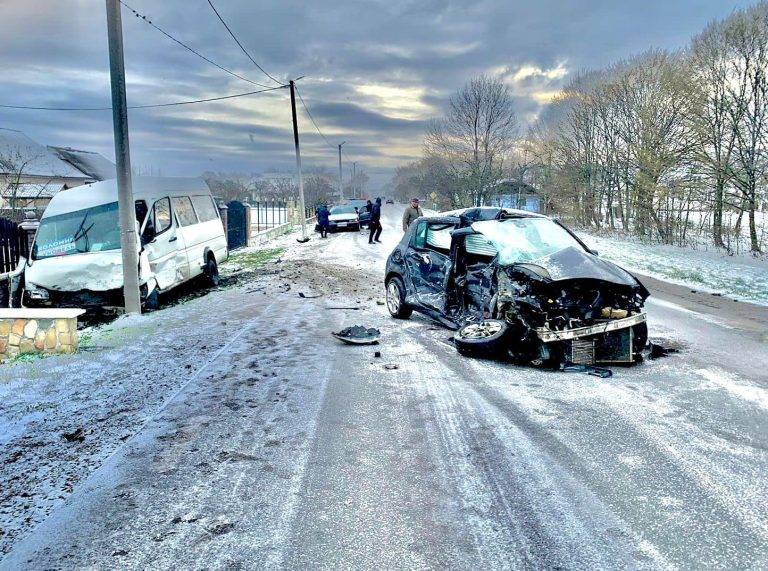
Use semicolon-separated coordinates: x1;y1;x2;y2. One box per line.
225;248;284;271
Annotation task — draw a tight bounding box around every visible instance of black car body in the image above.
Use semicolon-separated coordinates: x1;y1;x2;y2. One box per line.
346;199;372;227
384;207;650;367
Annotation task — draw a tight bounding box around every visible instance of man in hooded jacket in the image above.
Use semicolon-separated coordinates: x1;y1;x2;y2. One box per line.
368;197;383;243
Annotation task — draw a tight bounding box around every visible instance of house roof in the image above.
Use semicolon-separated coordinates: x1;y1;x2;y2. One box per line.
1;182;64;199
48;146;115;181
0;128;86;179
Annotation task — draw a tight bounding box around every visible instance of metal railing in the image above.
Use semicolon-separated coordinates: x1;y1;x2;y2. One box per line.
250;200;289;233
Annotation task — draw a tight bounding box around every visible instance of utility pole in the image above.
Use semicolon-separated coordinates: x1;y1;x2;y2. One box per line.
352;161;357;198
338;141;346;201
289;80;309;242
105;0;141;314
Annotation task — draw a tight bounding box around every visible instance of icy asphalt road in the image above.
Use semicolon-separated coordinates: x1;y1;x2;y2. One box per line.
1;207;767;569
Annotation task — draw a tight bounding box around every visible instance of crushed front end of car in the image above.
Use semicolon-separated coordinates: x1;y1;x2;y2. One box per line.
494;256;649;367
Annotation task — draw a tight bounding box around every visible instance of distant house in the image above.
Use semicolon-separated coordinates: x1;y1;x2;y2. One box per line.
487;179;546;214
0;128;115;211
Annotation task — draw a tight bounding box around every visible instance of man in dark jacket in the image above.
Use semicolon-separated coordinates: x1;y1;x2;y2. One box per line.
368;197;382;243
316;203;330;238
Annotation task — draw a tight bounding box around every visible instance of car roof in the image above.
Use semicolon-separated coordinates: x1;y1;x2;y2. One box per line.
438;206;548;220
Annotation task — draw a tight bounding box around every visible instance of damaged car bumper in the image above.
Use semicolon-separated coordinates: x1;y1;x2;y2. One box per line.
535;313;647;342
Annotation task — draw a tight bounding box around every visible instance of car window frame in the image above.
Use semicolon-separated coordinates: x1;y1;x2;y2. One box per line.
423;223;453;255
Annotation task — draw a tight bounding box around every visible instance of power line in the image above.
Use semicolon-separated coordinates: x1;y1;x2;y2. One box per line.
206;0;284;86
0;85;286;111
295;85;336;149
119;0;274;89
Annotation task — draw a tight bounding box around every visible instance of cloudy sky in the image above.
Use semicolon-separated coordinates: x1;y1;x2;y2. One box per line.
0;0;753;188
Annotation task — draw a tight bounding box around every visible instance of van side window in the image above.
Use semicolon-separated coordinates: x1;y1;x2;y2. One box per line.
154;198;171;233
172;196;198;227
191;195;218;222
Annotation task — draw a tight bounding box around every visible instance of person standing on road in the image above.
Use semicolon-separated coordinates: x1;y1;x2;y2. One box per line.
368;197;383;244
316;203;330;238
402;198;423;231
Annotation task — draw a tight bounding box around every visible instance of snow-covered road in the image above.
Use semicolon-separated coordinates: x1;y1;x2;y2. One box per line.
1;206;767;569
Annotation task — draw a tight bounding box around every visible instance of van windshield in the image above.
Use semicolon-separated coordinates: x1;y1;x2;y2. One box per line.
33;202;121;260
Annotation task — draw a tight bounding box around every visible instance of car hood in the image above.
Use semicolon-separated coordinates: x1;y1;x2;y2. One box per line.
506;246;641;287
26;251;127;291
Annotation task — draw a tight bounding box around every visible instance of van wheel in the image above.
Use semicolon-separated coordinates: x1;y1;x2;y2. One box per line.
204;256;220;287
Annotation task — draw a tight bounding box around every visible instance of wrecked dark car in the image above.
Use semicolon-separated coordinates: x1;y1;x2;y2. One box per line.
384;207;649;367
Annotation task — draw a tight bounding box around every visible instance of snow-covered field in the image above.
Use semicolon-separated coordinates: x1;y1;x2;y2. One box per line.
579;232;768;306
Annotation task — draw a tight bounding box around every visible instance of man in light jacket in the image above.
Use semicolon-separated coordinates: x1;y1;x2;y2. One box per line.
402;198;423;231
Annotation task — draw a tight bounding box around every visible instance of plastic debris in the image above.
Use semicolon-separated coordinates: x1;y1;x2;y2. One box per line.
331;325;381;345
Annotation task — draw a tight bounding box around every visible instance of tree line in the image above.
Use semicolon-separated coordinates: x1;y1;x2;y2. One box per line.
393;2;768;254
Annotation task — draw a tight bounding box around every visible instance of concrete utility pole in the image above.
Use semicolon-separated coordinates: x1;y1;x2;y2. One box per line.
338;141;346;201
352;161;357;198
289;80;309;242
105;0;141;314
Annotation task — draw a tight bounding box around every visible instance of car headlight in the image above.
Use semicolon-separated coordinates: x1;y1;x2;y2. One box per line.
26;282;50;300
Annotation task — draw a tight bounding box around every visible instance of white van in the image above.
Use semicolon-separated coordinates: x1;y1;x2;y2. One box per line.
23;176;228;309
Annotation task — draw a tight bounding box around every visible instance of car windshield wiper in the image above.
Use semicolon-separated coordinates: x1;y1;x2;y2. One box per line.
71;210;94;253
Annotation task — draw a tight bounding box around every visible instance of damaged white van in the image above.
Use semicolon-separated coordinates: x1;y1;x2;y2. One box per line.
23;176;227;310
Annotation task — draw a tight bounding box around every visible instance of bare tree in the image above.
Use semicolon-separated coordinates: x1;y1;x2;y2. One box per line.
425;75;517;206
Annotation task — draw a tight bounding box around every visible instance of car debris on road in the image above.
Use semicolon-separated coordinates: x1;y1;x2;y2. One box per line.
331;325;381;345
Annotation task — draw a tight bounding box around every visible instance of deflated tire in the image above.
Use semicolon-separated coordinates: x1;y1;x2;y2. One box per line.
454;319;510;359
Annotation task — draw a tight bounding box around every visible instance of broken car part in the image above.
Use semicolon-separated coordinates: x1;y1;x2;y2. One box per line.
331;325;381;345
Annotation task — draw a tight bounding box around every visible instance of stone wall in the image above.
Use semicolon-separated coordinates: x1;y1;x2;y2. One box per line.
0;316;79;361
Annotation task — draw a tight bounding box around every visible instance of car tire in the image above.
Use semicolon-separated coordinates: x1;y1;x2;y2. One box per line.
385;276;412;319
203;256;220;287
454;319;510;359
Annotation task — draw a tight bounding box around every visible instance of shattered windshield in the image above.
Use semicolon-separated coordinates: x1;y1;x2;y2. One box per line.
472;217;586;265
33;202;121;260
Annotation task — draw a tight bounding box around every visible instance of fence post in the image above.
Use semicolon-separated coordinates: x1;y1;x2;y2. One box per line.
216;200;228;239
244;203;253;247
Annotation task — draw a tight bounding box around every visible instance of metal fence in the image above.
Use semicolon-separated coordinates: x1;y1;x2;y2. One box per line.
251;200;288;233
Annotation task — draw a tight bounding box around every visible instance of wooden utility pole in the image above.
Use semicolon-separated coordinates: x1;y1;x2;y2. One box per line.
289;80;309;242
105;0;141;314
338;141;346;201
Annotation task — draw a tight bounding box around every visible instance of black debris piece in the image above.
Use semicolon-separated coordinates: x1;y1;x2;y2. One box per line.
374;351;382;358
62;428;86;442
647;342;680;359
332;326;381;345
298;292;322;299
560;362;613;378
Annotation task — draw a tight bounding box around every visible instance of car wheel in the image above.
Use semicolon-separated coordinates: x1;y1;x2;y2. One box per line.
203;256;220;287
454;319;510;359
386;276;412;319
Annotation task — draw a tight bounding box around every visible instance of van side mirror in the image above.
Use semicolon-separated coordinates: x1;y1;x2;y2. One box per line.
590;248;599;256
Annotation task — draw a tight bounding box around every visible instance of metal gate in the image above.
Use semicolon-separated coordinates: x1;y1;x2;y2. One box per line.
0;217;28;275
226;201;248;250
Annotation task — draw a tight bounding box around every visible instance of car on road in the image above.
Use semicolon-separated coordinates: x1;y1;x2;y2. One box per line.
385;198;394;204
328;205;361;232
23;176;227;311
384;207;649;367
345;199;371;227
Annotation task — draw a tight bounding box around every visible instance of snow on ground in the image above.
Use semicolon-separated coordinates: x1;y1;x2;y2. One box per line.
578;231;768;306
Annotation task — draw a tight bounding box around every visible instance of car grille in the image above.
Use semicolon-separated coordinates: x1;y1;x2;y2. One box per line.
569;338;595;365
